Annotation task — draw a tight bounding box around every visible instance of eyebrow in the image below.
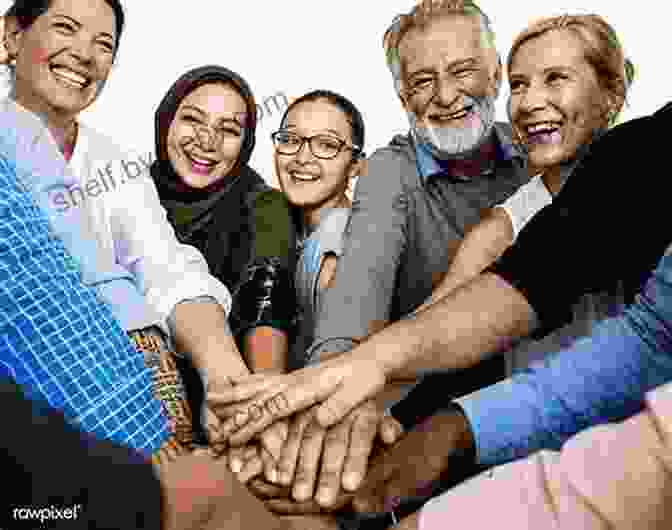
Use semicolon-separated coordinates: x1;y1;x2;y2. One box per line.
407;58;479;79
284;125;348;139
52;14;115;42
180;105;242;126
509;65;578;79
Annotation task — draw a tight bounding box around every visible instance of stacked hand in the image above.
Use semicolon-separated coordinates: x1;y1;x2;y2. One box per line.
353;408;476;514
207;361;404;513
209;354;389;445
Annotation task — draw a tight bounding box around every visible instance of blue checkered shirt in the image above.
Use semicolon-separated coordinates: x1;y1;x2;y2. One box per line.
0;155;170;455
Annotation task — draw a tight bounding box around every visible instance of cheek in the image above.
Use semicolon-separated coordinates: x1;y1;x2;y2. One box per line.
221;139;243;163
404;92;431;118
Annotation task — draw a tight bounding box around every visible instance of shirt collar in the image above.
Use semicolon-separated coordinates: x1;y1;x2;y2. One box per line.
414;123;525;183
0;98;75;192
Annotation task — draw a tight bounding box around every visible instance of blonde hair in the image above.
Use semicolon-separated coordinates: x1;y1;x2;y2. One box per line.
507;14;635;126
382;0;496;95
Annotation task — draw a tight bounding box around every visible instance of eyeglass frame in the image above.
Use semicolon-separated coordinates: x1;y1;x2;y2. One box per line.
271;130;363;160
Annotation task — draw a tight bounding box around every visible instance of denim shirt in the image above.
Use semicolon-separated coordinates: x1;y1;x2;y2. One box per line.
457;247;672;466
0;154;170;455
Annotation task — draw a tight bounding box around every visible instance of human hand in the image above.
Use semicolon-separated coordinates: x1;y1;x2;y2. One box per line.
208;374;290;482
276;401;404;508
208;354;388;447
157;452;291;530
246;478;353;515
352;408;475;514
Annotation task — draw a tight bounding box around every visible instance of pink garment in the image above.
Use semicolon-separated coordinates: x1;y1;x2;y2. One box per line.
419;381;672;530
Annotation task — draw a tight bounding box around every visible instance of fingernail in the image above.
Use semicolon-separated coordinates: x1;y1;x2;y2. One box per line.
268;468;278;483
293;484;312;501
343;472;361;491
234;411;248;426
230;459;243;473
316;487;333;506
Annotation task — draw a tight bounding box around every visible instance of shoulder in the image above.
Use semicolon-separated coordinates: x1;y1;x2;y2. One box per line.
77;123;129;160
366;134;418;180
313;208;350;255
254;187;290;214
78;123;153;177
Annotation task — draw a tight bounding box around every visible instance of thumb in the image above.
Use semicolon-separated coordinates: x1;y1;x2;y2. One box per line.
380;416;404;445
260;420;289;462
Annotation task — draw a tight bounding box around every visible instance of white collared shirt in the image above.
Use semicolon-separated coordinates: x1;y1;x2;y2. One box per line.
62;119;232;335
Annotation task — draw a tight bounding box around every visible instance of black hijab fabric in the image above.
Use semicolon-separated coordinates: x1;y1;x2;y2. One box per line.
150;65;271;287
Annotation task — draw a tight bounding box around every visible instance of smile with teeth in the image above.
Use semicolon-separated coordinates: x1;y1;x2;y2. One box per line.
523;121;563;145
431;107;472;122
186;153;217;167
525;122;562;134
290;170;320;182
51;66;90;89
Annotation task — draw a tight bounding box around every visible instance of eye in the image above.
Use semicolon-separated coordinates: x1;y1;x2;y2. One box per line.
95;40;115;53
181;114;200;124
410;77;434;90
53;22;76;34
217;127;241;137
454;68;475;78
316;136;342;150
509;79;526;93
547;72;569;84
276;132;299;145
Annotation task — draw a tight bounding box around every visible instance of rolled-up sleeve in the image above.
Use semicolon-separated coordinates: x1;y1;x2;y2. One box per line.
112;168;232;334
456;251;672;467
307;150;410;362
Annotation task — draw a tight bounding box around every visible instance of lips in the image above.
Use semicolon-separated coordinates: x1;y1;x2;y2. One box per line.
184;151;218;174
289;169;320;182
50;65;91;89
523;121;563;145
429;105;473;123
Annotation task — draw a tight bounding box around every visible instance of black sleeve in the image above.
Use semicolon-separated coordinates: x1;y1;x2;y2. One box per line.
1;378;162;530
489;106;672;333
229;190;298;340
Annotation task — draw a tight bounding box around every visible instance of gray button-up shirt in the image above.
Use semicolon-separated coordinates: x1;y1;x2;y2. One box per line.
306;123;529;364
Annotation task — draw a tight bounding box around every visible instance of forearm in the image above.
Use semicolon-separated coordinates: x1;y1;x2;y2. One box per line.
173;300;249;379
457;310;672;467
415;212;514;315
359;273;536;381
243;326;289;373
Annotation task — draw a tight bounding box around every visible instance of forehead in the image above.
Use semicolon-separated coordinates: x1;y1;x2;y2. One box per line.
510;29;594;76
399;15;487;74
179;83;247;116
285;99;352;139
41;0;116;36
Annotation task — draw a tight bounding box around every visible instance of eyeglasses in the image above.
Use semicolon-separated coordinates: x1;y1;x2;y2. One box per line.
271;131;361;160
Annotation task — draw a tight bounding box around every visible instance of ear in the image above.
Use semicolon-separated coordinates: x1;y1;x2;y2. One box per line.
3;16;23;63
490;53;503;97
347;156;366;180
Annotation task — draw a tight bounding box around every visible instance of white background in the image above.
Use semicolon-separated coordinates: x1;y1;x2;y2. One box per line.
1;1;669;187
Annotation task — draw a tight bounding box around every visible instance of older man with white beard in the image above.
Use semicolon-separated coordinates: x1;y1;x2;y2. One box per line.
306;0;530;419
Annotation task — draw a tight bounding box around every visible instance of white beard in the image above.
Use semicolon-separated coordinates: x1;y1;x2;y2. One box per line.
410;95;497;160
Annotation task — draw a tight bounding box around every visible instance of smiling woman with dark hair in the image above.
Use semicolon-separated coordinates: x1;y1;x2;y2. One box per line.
1;0;249;460
150;66;297;401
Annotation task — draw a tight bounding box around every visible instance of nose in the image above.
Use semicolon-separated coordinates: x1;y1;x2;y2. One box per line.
433;76;460;109
194;126;218;152
68;35;94;64
295;139;314;163
516;81;549;114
